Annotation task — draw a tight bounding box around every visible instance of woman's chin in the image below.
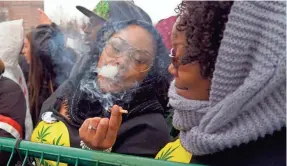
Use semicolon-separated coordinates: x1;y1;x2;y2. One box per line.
25;57;30;64
175;86;187;94
174;85;194;99
175;89;193;100
175;82;189;91
100;86;120;93
99;83;121;93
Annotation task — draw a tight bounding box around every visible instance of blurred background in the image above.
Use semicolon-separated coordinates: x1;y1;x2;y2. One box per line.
0;0;181;34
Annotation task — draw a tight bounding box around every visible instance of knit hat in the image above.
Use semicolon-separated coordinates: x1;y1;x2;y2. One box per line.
170;1;286;155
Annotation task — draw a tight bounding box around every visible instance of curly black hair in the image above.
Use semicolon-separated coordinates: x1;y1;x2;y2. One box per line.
175;1;233;79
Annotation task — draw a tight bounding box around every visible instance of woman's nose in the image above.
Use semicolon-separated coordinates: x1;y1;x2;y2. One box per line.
168;63;178;77
114;56;129;69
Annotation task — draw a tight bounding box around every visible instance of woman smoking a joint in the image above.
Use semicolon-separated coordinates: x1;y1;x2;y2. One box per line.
31;14;171;163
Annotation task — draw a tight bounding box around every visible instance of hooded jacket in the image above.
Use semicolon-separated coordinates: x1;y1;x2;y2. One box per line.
0;19;33;140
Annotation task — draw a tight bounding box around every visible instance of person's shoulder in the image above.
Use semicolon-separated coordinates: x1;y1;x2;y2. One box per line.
0;76;26;127
0;77;22;93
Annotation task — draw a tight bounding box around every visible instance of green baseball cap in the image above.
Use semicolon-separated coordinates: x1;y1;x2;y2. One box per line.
76;0;110;22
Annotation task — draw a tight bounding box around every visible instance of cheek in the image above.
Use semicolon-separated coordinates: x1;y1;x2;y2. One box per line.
27;50;32;60
168;63;177;76
97;57;103;68
123;68;147;86
97;52;108;68
177;63;202;86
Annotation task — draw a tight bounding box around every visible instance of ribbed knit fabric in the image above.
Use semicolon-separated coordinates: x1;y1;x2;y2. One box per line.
170;1;286;155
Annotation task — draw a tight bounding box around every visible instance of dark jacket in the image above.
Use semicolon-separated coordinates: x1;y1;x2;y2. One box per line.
29;23;77;125
32;23;77;87
191;127;286;166
0;77;26;165
41;95;170;158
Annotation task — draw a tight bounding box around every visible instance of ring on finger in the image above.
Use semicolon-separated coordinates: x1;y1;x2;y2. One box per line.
88;124;97;130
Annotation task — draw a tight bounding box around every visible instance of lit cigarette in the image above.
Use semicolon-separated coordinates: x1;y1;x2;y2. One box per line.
108;107;128;114
119;108;128;114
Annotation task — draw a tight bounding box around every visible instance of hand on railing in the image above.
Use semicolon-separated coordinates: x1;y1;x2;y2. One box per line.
79;105;126;151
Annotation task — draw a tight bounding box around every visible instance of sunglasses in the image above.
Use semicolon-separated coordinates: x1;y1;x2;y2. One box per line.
105;37;153;72
169;48;183;70
169;48;199;70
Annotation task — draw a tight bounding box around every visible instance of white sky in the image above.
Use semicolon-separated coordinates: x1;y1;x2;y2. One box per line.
44;0;181;25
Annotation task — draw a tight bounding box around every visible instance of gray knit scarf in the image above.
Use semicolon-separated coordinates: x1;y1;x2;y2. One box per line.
170;1;286;156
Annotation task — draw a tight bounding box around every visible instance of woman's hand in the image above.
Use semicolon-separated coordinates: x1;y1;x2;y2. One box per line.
38;8;52;25
79;105;123;150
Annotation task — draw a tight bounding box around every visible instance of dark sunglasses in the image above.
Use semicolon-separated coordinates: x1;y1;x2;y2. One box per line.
169;48;199;70
169;48;182;70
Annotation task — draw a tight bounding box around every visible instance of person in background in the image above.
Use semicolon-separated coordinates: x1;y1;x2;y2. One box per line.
21;9;77;126
76;0;151;47
160;1;286;165
0;19;33;140
0;59;27;165
155;16;177;50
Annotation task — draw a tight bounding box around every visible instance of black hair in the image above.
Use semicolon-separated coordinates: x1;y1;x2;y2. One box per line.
176;1;233;78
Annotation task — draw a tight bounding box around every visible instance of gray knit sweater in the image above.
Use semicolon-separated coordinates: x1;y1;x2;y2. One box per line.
170;1;286;155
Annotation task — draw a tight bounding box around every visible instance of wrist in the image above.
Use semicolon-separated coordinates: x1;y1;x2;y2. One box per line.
80;140;112;152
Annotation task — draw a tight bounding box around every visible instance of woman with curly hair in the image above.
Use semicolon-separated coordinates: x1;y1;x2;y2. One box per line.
156;1;286;165
156;2;232;163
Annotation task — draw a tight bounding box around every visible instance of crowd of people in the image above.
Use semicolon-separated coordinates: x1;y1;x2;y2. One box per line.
0;1;286;166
